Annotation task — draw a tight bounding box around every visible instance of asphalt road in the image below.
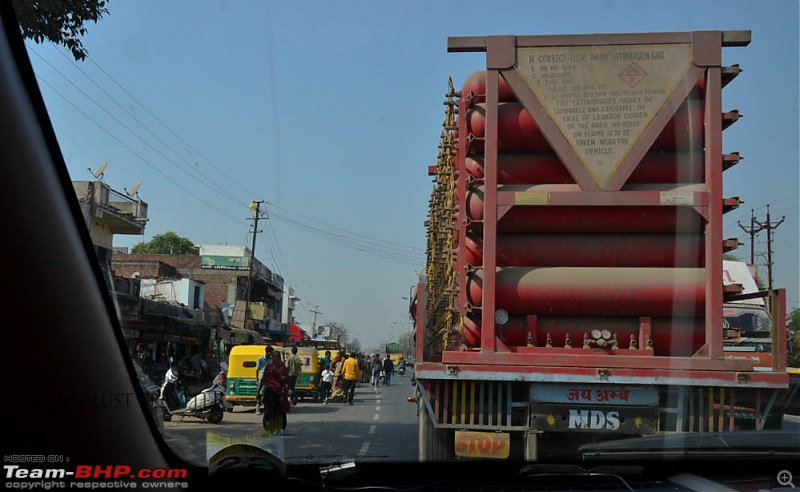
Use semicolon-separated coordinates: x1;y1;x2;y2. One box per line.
160;375;799;468
161;374;420;467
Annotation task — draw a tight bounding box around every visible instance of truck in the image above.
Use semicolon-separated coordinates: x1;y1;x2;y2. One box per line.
410;30;793;462
722;260;775;368
385;342;405;368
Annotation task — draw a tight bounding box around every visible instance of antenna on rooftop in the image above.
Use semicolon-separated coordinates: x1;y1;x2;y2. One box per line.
88;161;108;180
125;181;142;197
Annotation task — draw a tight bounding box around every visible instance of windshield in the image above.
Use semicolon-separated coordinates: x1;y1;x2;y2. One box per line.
10;0;799;489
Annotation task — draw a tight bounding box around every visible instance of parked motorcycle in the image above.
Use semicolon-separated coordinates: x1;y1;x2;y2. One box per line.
160;368;225;424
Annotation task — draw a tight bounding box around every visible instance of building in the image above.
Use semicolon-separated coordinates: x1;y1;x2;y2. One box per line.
112;245;290;344
73;179;148;285
73;178;214;380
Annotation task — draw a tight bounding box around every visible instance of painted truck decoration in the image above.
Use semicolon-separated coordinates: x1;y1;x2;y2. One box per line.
411;31;791;462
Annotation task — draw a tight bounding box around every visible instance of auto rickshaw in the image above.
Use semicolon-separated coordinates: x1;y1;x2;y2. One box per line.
290;346;320;404
224;344;269;412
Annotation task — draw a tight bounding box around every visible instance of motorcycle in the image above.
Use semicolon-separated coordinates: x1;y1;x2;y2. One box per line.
159;368;226;424
397;365;406;376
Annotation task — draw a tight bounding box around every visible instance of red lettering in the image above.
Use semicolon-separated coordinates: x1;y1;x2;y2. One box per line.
478;436;492;454
492;437;506;453
455;439;468;454
74;465;92;479
113;465;131;478
94;465;113;479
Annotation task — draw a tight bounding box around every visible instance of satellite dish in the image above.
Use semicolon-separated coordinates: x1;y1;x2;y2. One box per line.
89;161;108;180
126;181;142;197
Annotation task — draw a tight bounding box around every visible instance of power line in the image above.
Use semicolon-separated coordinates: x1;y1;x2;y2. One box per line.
32;47;425;267
33;73;246;224
46;45;243;205
28;45;245;207
83;53;262;201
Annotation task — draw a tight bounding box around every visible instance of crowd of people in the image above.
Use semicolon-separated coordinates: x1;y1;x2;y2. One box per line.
242;345;411;434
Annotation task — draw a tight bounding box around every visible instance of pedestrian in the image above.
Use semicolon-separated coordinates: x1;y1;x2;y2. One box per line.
360;355;370;383
370;353;382;386
255;345;274;414
260;350;290;433
318;350;332;400
383;353;394;387
341;352;360;405
212;369;227;387
286;346;303;402
319;363;333;403
330;351;345;400
189;351;203;385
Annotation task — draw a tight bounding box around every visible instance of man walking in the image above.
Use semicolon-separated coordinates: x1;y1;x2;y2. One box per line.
286;346;303;403
382;353;394;387
342;353;360;405
370;353;382;386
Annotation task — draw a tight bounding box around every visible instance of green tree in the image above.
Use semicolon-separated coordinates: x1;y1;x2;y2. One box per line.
788;307;800;368
12;0;110;61
131;231;197;255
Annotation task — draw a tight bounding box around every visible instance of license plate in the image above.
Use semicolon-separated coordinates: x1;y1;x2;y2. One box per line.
454;431;510;459
531;404;658;433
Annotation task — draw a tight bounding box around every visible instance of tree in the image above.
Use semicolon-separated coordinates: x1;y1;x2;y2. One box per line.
347;339;362;355
327;321;348;346
788;307;800;368
131;231;197;255
12;0;110;61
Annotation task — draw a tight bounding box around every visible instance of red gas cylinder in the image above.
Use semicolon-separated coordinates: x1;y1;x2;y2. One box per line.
465;189;706;234
461;70;517;103
466;267;705;317
478;315;706;357
464;151;704;185
464;233;704;268
466;99;704;152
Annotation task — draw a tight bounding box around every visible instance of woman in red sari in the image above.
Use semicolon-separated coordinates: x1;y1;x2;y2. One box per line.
261;350;290;433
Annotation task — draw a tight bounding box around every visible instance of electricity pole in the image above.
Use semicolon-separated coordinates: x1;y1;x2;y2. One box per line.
310;305;322;335
754;204;785;292
738;209;764;265
243;201;266;330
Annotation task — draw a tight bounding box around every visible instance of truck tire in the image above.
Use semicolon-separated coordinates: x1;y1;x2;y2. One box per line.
419;401;450;461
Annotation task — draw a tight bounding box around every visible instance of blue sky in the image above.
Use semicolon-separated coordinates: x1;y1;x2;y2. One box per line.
25;0;798;350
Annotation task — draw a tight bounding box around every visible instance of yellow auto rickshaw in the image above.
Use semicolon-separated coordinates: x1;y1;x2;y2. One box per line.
290;346;320;404
224;344;269;412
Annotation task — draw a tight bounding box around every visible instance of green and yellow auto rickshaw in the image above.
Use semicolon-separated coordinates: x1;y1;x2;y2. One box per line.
290;346;320;404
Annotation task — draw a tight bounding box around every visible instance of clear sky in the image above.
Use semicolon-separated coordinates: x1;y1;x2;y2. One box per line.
25;0;798;350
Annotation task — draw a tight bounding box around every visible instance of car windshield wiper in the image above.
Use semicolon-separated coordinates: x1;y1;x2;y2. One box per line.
580;430;800;460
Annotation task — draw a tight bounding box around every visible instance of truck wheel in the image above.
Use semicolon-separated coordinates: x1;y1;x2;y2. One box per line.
419;401;450;461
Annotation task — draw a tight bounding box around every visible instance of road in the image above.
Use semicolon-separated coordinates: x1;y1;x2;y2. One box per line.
160;375;799;468
161;375;420;467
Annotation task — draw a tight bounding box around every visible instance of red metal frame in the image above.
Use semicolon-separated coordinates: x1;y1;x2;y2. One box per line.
411;31;790;389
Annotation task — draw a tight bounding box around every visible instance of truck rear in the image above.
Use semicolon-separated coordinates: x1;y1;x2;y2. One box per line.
412;31;791;462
